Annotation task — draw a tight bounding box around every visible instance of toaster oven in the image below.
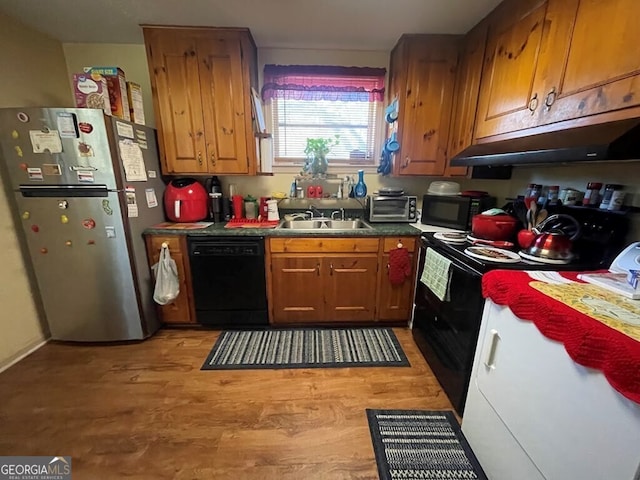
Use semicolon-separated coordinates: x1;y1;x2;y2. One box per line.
368;195;417;223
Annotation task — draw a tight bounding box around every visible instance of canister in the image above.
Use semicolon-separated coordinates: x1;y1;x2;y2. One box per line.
599;184;622;210
559;188;583;206
582;182;603;206
608;187;626;211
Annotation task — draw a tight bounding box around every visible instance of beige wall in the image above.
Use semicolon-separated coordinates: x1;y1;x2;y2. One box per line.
0;11;71;369
62;43;155;127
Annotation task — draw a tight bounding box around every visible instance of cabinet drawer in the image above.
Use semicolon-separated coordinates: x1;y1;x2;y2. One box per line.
269;237;379;253
148;235;184;253
383;236;416;253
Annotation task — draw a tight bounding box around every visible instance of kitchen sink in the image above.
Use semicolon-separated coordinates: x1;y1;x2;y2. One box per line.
276;219;373;230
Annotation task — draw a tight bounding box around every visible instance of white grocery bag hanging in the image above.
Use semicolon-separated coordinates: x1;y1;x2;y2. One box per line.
152;242;180;305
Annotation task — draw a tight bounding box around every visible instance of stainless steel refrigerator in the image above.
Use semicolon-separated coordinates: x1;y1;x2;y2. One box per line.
0;107;165;341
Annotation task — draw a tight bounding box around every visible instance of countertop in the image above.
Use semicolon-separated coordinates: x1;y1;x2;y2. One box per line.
144;221;423;237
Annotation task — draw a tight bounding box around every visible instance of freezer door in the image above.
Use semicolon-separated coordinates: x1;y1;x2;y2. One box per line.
0;108;118;189
15;190;144;341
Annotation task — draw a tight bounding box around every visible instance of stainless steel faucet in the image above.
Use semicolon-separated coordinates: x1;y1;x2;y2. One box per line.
331;208;345;220
307;205;324;218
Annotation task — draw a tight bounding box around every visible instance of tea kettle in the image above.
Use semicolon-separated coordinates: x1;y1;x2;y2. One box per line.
526;214;581;261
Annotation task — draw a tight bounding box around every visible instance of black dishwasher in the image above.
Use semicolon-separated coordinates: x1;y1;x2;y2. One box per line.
187;236;268;327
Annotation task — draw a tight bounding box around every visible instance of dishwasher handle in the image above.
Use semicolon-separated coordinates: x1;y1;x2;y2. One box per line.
188;237;265;256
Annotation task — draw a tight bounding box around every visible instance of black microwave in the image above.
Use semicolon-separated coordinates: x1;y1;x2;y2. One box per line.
421;194;496;230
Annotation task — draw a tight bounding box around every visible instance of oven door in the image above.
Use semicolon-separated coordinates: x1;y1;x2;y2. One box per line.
412;241;484;414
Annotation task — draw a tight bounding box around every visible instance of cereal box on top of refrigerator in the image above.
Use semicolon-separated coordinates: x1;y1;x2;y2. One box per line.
83;67;130;121
72;73;112;115
126;81;145;125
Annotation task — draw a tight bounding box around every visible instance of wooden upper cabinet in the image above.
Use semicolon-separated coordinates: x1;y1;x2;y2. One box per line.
143;27;257;175
474;0;550;140
473;0;640;141
535;0;640;126
445;21;489;173
143;29;208;174
390;35;459;176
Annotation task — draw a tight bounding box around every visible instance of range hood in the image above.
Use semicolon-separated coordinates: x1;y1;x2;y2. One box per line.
450;118;640;166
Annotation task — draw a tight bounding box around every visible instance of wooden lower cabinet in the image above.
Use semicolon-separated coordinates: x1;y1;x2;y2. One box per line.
270;256;324;323
145;234;196;324
268;236;418;325
377;236;417;322
324;255;378;322
377;253;415;321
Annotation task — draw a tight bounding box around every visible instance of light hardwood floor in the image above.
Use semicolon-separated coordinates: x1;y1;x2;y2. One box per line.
0;327;453;479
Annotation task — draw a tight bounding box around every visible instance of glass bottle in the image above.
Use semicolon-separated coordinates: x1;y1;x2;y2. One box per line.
353;170;367;198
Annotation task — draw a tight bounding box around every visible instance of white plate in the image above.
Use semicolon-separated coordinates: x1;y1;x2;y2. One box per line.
464;246;522;263
519;250;572;265
434;232;468;244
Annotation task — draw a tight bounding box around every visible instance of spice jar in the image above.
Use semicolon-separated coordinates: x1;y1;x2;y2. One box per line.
524;183;535;198
547;185;560;205
582;182;603;206
599;184;623;210
530;184;543;202
608;186;626;211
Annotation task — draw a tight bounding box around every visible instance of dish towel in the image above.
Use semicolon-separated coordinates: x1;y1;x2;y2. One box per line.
420;248;453;301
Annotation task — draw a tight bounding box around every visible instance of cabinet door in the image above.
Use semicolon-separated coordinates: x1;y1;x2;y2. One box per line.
198;32;250;174
536;0;640;126
270;256;324;324
147;235;196;324
474;0;550;139
378;253;415;321
446;22;488;167
324;255;378;322
394;36;458;176
143;28;208;174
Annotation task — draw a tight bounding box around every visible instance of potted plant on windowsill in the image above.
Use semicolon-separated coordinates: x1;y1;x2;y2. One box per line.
303;136;339;177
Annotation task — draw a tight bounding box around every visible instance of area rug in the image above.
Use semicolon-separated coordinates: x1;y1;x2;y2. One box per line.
201;327;410;370
366;409;487;480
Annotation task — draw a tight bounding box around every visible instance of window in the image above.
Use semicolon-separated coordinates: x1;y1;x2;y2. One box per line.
261;65;386;166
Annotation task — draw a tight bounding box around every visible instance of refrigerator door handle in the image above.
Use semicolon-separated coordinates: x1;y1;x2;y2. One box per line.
19;184;110;197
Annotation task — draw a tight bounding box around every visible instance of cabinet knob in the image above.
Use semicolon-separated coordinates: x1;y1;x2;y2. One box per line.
545;87;557;111
528;93;539;114
403;156;411;168
210;151;216;166
316;263;321;276
330;263;334;275
197;151;202;166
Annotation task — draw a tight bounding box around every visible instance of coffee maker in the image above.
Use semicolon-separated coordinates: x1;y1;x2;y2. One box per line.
205;176;224;222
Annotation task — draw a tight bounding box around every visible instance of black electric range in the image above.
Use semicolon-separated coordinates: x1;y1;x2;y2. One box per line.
413;206;629;415
423;234;603;274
